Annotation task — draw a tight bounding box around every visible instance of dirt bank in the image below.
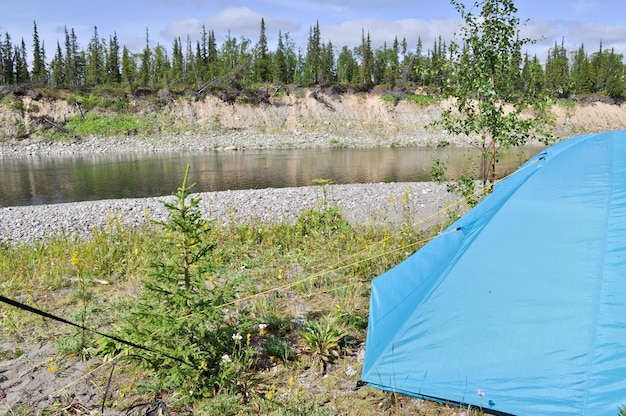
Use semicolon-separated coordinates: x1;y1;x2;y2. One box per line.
2;89;625;148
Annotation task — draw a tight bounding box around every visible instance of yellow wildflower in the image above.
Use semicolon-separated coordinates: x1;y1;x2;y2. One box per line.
70;251;79;267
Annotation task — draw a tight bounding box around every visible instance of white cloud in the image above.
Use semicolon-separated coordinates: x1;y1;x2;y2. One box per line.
322;18;461;51
161;7;299;44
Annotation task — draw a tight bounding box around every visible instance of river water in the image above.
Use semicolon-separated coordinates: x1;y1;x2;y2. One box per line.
0;146;544;207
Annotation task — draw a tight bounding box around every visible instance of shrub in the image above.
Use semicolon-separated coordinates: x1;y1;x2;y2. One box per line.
118;166;253;399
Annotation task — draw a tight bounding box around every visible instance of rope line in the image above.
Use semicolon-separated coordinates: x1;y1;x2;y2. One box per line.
0;295;189;366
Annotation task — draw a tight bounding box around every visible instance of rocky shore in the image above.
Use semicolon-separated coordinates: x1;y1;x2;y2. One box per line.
0;134;463;245
0;182;459;245
0;129;453;156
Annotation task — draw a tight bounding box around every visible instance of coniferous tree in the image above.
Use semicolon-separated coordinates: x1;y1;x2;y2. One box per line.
86;26;103;86
319;40;335;85
31;21;47;83
271;30;296;84
520;52;544;97
544;39;569;97
107;33;121;84
303;22;322;84
153;44;170;87
272;30;287;84
590;41;607;93
139;28;152;87
171;37;184;85
390;36;400;84
428;35;448;89
1;33;14;85
337;45;358;85
182;35;194;87
602;48;625;99
358;30;374;88
15;38;30;83
121;45;136;87
253;18;271;83
50;41;64;87
206;29;218;76
63;27;82;87
570;44;592;95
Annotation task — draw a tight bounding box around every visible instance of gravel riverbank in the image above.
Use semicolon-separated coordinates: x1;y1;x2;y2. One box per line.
0;182;460;245
0;134;463;245
0;131;439;156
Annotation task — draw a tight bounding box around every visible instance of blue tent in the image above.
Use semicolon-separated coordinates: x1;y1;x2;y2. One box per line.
362;131;626;415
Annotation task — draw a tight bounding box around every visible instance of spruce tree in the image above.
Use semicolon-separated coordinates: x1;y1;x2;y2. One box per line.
15;38;30;83
139;28;152;87
121;45;135;87
107;33;121;84
570;44;592;95
544;39;569;97
303;22;322;85
1;33;14;85
358;30;373;88
86;26;103;86
31;21;47;83
253;18;270;83
50;41;64;87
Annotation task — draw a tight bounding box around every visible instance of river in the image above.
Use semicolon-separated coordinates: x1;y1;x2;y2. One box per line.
0;146;544;207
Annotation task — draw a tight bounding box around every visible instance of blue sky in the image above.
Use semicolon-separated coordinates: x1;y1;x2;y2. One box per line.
3;0;626;62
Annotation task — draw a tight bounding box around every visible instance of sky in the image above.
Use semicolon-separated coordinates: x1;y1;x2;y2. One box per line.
3;0;626;63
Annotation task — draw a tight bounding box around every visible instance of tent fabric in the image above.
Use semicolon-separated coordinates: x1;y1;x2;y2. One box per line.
361;131;626;415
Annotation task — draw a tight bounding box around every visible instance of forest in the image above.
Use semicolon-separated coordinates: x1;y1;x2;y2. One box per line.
0;19;625;102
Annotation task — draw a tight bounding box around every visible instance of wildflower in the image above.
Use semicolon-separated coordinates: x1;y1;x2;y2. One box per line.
246;333;251;346
277;268;283;280
47;365;57;372
232;333;242;341
221;354;231;363
70;251;80;267
477;388;485;397
258;323;268;330
267;384;276;401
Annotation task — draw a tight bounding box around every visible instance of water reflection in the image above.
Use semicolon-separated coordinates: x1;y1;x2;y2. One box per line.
0;146;543;207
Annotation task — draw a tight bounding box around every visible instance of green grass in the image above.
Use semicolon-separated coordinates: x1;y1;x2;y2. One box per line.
380;94;397;103
64;114;159;136
405;93;438;106
0;196;482;415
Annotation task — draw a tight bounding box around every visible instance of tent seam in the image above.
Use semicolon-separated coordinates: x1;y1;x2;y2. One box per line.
580;133;614;415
